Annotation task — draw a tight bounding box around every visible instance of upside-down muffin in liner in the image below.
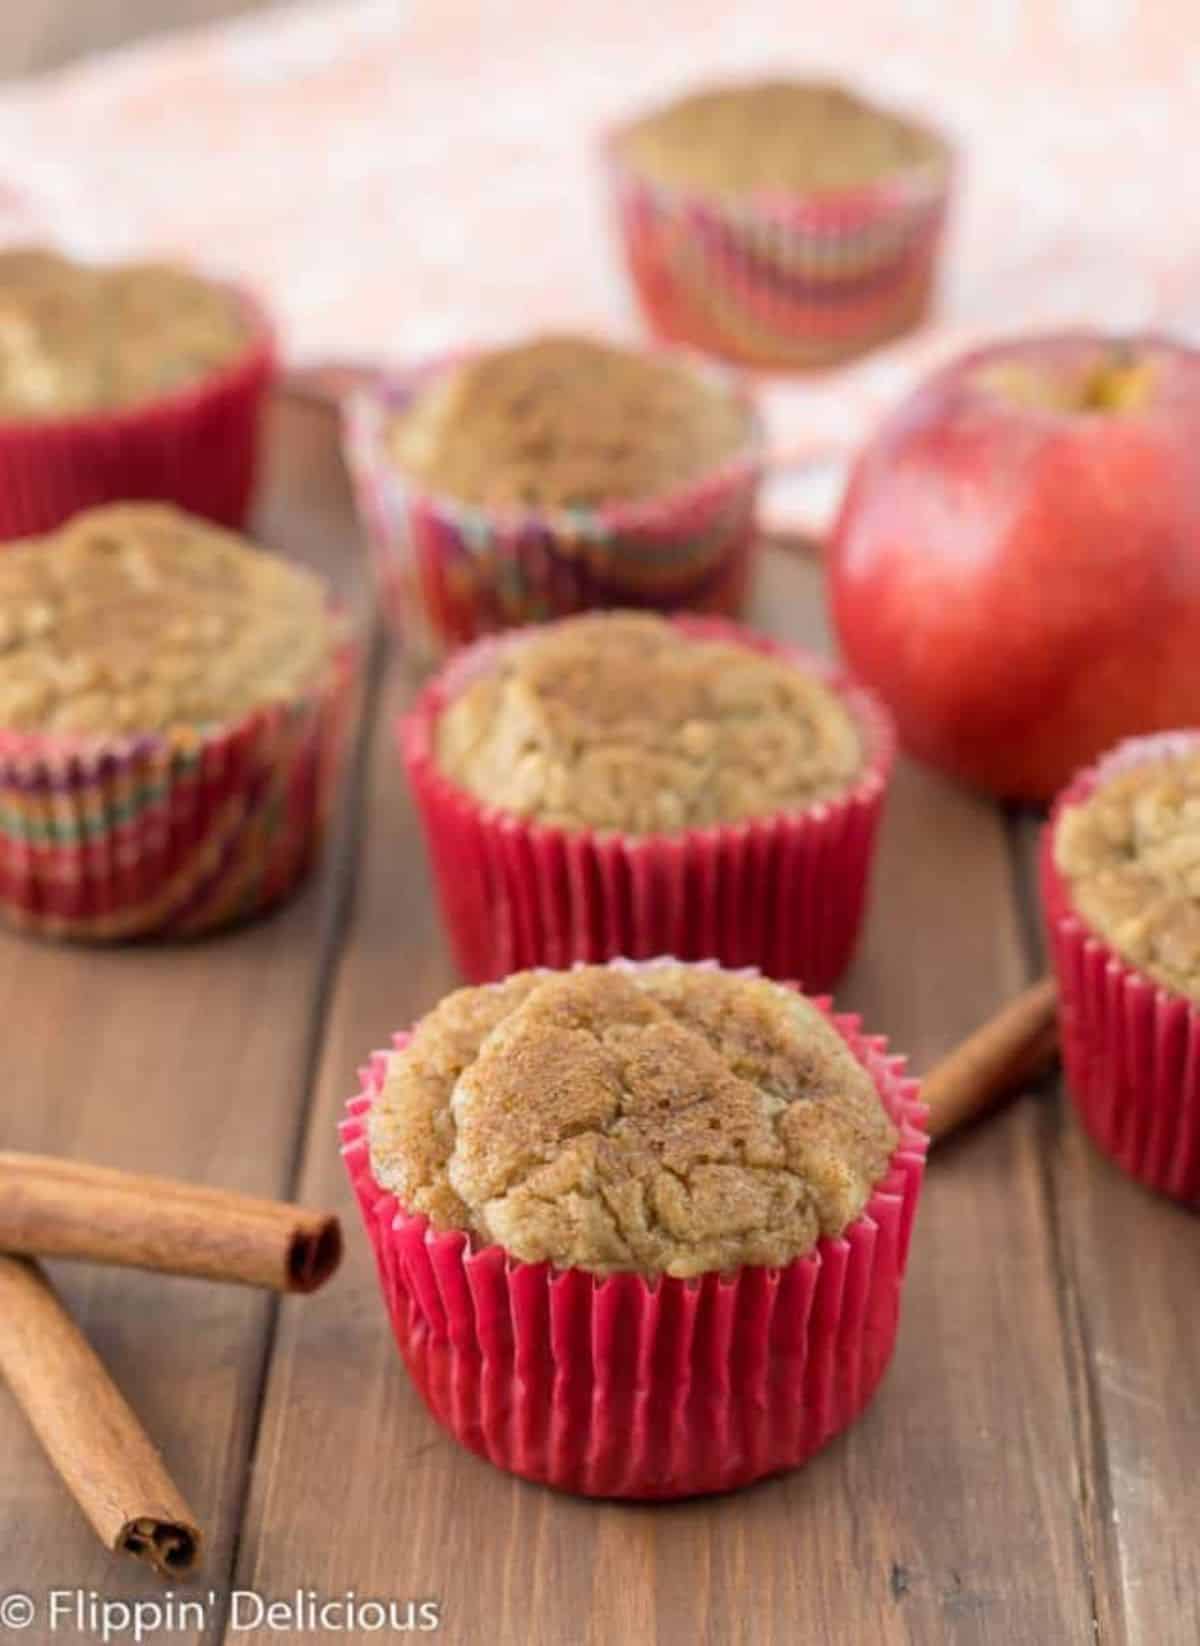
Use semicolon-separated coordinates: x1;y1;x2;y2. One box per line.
401;612;894;988
1042;731;1200;1202
344;334;763;659
0;503;354;940
0;248;274;536
342;959;927;1497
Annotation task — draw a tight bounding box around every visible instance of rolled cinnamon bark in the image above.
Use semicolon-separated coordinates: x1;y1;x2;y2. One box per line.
925;977;1060;1142
0;1154;341;1293
0;1255;201;1577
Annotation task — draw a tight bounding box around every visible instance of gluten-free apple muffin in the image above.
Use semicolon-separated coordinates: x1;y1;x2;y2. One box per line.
1054;747;1200;1001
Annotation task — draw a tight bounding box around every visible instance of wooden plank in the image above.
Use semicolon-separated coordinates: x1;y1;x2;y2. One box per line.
1017;821;1200;1646
235;543;1100;1644
0;395;370;1635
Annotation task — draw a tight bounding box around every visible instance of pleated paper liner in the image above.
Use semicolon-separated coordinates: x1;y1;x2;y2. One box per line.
341;965;927;1498
602;135;954;370
1041;730;1200;1204
401;615;896;989
0;282;276;540
342;351;765;662
0;638;356;942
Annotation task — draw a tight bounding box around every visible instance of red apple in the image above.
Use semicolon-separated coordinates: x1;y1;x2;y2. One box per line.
828;332;1200;801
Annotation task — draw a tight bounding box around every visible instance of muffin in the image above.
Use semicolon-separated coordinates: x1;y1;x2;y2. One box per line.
0;502;353;940
606;79;954;369
1043;732;1200;1202
343;334;763;659
342;959;927;1496
401;611;894;987
0;248;274;536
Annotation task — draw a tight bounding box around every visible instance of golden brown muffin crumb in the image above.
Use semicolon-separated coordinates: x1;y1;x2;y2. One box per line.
1054;749;1200;1001
387;334;752;509
435;612;863;834
0;247;251;417
617;79;946;197
369;962;897;1276
0;503;336;736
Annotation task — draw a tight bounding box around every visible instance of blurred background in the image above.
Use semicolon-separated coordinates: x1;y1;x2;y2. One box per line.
3;0;1197;531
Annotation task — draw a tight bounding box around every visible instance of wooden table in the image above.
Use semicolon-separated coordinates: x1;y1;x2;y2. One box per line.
1;9;1199;1643
1;396;1197;1646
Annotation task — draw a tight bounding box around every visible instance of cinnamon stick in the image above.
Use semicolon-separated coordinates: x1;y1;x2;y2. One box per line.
925;977;1060;1142
0;1154;341;1293
0;1255;200;1577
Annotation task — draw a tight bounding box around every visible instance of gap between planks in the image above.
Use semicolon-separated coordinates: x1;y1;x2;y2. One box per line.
1004;811;1122;1646
200;618;388;1645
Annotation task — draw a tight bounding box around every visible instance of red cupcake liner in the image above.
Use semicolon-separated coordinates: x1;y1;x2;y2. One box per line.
0;282;275;540
342;350;764;662
340;965;927;1498
1041;731;1200;1204
0;636;356;941
603;127;954;370
401;615;895;990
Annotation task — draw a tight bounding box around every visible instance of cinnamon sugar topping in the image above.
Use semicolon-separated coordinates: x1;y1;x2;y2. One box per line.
369;963;897;1277
434;612;863;834
0;248;252;417
0;504;335;736
617;79;946;197
1054;748;1200;1001
387;334;751;509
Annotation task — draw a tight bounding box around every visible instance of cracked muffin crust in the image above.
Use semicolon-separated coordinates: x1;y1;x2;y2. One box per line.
616;79;947;198
368;962;897;1277
386;334;752;510
0;503;337;736
434;612;863;834
0;249;251;418
1054;748;1200;1002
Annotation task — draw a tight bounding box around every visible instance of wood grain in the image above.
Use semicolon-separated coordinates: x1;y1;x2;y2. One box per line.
1017;819;1200;1646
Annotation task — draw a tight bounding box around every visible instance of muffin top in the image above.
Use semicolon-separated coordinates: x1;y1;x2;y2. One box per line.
617;79;945;197
0;248;252;418
1054;748;1200;1002
387;334;752;510
0;504;336;737
434;613;863;834
369;963;897;1277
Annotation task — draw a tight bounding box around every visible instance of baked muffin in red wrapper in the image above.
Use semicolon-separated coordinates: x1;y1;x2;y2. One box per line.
401;611;894;990
344;335;764;661
605;80;953;370
1042;731;1200;1203
0;249;274;537
341;959;927;1498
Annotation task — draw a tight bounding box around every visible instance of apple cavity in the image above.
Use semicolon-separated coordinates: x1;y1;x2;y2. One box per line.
828;332;1200;802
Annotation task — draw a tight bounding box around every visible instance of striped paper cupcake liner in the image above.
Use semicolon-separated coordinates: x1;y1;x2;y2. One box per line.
401;615;895;989
0;282;275;541
342;352;764;663
1041;731;1200;1204
603;133;954;370
0;639;356;942
341;964;927;1499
